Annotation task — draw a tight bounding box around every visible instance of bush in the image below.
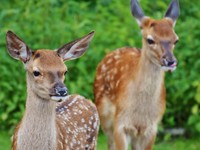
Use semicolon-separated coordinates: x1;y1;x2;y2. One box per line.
0;0;199;137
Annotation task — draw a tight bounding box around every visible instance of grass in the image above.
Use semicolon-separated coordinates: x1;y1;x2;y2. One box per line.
0;131;199;150
97;133;200;150
0;131;11;150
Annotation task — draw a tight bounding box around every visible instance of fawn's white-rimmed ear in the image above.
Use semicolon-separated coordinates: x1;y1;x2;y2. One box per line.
57;31;95;61
130;0;145;26
6;31;32;63
164;0;180;26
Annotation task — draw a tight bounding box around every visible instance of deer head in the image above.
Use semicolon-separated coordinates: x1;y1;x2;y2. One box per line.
6;31;95;102
131;0;180;71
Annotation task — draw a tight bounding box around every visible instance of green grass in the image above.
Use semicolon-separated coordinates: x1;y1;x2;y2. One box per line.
1;131;199;150
97;133;200;150
154;137;200;150
0;131;11;150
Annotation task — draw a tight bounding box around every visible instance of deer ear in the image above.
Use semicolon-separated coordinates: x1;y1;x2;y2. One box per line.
57;31;95;61
130;0;145;26
6;31;32;63
164;0;180;26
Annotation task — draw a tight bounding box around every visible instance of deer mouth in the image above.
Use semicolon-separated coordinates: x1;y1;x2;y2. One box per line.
161;62;177;72
50;95;68;102
161;58;177;72
50;86;68;102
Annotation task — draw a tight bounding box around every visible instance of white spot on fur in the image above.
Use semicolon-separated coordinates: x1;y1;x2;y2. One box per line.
130;52;136;56
78;110;82;114
89;120;92;125
65;139;68;144
96;75;102;80
120;66;124;71
58;140;63;149
111;95;115;100
116;80;120;87
114;55;120;59
106;76;110;81
78;140;81;145
101;64;107;71
107;59;113;64
81;118;85;123
60;133;64;140
93;121;98;129
116;60;121;65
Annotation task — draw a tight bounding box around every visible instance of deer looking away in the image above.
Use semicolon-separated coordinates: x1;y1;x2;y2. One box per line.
94;0;180;150
6;31;99;150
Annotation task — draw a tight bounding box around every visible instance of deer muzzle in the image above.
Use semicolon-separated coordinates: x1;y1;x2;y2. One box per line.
50;83;68;102
161;42;177;72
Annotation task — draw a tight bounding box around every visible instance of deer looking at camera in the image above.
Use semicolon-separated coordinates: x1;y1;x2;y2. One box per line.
94;0;180;150
6;31;99;150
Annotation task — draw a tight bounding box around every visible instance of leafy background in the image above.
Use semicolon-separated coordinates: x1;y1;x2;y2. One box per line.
0;0;199;141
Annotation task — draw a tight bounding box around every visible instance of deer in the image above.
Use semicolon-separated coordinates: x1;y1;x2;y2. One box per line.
6;30;99;150
94;0;180;150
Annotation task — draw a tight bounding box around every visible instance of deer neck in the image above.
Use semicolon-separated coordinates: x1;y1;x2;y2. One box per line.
16;75;57;150
132;46;164;97
139;44;163;78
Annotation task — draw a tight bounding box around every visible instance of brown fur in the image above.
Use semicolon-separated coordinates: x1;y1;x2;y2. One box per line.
11;50;99;150
94;17;178;150
56;95;99;150
12;94;99;150
7;30;99;150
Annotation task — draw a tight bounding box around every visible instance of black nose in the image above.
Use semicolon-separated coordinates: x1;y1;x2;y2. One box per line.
56;86;68;96
163;56;177;67
167;60;176;67
167;61;174;66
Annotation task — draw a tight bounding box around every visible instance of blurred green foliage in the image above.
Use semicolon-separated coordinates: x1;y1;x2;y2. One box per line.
0;0;199;137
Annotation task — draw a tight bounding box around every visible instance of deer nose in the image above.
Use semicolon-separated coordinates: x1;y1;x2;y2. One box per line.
162;55;177;67
167;60;176;67
55;86;68;96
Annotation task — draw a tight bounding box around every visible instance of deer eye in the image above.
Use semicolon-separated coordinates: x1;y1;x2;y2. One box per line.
33;71;41;77
147;38;155;45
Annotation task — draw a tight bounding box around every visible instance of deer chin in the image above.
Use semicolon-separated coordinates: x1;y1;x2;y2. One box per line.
161;66;176;72
50;95;68;102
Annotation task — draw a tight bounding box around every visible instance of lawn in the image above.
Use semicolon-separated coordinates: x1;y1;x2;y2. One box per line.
0;131;11;150
0;131;199;150
97;134;200;150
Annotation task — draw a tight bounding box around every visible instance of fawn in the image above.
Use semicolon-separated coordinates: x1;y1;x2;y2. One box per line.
94;0;180;149
6;31;99;150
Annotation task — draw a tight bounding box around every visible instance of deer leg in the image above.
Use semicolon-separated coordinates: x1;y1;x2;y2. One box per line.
131;137;140;150
113;126;129;150
107;132;115;150
137;134;156;150
144;135;156;150
100;118;115;150
130;129;156;150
